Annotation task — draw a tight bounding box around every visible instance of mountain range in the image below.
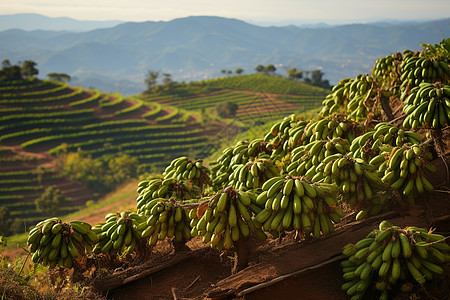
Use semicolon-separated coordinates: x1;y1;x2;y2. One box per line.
0;14;449;95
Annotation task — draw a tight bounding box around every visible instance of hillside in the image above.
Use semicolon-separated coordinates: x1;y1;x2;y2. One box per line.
142;74;329;126
0;78;225;232
1;15;449;94
0;74;328;234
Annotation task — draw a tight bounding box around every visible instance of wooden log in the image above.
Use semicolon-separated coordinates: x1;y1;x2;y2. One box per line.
95;248;208;292
206;210;429;299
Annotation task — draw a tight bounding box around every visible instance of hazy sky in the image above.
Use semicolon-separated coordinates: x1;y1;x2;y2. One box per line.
1;0;450;24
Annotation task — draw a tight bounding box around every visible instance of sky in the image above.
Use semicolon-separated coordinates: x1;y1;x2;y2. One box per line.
1;0;450;25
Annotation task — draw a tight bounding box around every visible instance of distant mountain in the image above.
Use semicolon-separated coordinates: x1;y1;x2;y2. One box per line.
0;15;448;95
0;13;123;32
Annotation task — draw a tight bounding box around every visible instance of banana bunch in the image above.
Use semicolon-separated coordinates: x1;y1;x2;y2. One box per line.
136;198;192;247
136;178;201;214
319;154;388;218
320;78;353;116
253;176;343;238
162;156;211;190
341;220;450;299
349;123;423;161
92;211;145;256
302;115;358;145
285;138;350;180
264;115;309;157
191;187;266;250
380;144;435;203
402;82;450;129
210;141;252;190
28;217;98;269
228;158;279;190
372;53;403;87
400;53;450;89
321;75;379;122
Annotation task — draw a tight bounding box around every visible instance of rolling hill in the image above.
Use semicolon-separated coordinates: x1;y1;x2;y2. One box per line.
1;15;449;95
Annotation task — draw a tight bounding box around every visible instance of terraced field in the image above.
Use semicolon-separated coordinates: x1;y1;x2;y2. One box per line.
142;74;329;125
0;78;224;229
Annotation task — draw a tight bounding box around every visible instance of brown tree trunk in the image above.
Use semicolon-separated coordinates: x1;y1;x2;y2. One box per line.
232;238;249;274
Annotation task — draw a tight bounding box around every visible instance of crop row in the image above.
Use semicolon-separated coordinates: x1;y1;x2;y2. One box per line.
0;156;37;163
151;91;245;108
0;185;44;193
0;77;38;89
114;98;144;116
47;128;204;155
155;107;179;123
81;119;147;130
0;169;52;178
0;117;98;133
0;174;59;186
142;102;162;118
99;93;123;108
0;105;67;115
21;124;192;149
69;90;101;107
82;135;209;157
0;82;67;98
0;108;94;125
0;87;84;105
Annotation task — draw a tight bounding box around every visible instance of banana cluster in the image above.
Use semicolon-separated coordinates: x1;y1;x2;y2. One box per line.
162;156;211;190
380;144;435;203
324;155;388;218
92;211;144;256
191;187;266;250
341;220;450;299
372;53;403;87
211;139;274;190
400;53;450;89
228;158;278;190
350;122;424;162
302;114;358;145
137;198;192;246
253;176;343;238
136;178;201;214
321;75;379;122
402;82;450;129
285;138;350;180
27;218;98;269
264;115;308;158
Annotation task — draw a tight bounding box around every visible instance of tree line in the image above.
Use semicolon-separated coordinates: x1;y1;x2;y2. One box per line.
0;59;71;83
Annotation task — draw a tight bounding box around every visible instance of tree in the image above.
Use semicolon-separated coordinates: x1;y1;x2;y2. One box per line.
21;60;38;78
264;64;276;75
287;67;303;81
2;59;11;69
58;151;109;193
216;102;239;118
144;70;159;93
0;60;22;82
254;65;264;73
0;206;12;236
47;73;71;82
235;68;244;75
108;154;138;184
162;73;174;90
35;186;67;215
311;70;324;85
